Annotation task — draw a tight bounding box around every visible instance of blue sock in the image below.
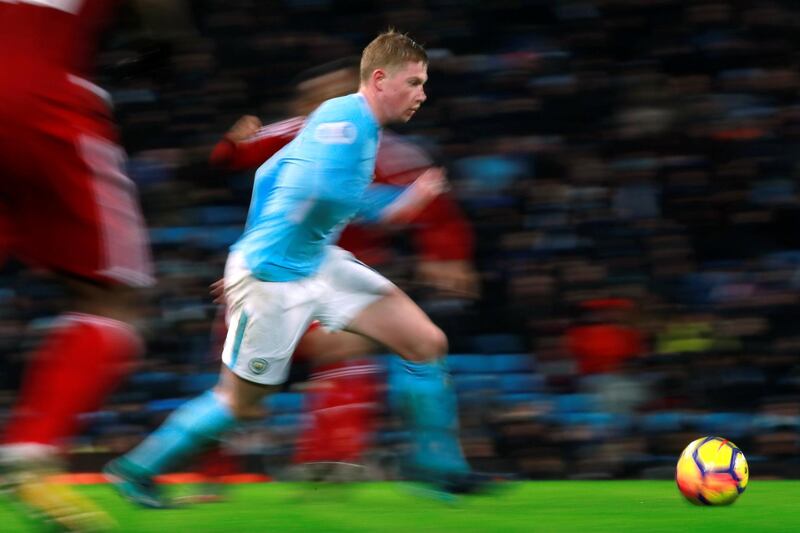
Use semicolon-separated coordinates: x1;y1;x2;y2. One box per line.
123;390;236;476
389;358;470;475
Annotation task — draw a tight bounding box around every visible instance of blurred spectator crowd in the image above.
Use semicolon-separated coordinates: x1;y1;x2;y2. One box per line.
2;0;800;479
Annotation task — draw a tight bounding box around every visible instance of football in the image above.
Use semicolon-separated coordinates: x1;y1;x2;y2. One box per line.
675;437;750;505
676;436;749;505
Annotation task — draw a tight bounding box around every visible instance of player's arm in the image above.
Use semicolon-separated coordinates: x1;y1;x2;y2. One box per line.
373;135;471;257
374;135;479;297
408;192;475;262
357;167;448;225
409;193;479;298
358;177;479;298
373;167;449;224
209;116;304;171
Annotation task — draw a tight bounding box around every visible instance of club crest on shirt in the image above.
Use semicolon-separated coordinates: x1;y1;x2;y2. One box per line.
248;358;269;375
314;122;357;144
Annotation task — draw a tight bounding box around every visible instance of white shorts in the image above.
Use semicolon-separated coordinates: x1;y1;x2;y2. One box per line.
221;246;394;385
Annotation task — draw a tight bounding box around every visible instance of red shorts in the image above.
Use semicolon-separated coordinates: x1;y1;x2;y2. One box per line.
0;92;154;287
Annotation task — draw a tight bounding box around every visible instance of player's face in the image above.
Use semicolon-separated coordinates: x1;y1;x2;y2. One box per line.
382;61;428;123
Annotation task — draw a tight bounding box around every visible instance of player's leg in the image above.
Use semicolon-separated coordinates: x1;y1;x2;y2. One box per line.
318;249;478;493
0;122;152;529
345;290;472;475
105;253;308;507
291;324;380;476
3;283;144;449
104;365;275;508
345;287;447;361
180;307;244;503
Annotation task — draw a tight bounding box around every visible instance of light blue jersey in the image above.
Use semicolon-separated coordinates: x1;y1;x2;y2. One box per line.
232;93;384;282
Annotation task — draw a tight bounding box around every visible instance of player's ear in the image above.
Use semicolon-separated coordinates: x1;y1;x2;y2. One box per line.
372;68;387;90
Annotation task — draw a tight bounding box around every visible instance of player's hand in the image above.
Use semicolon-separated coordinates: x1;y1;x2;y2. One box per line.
225;115;262;143
210;278;226;305
412;167;450;204
381;167;449;224
415;260;480;299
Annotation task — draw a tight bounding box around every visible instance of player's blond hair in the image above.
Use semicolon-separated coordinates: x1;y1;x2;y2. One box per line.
360;29;428;83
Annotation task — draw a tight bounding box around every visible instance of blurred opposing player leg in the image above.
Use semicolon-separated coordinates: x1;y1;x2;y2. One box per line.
291;359;380;481
3;315;143;448
175;444;238;504
288;324;380;481
0;100;153;530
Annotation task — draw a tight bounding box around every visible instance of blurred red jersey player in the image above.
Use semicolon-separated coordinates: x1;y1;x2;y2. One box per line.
203;57;479;484
0;1;154;529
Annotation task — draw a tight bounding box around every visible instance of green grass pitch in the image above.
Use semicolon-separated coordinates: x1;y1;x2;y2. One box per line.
2;481;799;532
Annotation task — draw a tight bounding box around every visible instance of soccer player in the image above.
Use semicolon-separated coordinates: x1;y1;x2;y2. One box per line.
0;1;194;529
204;57;479;487
105;29;479;507
0;1;152;530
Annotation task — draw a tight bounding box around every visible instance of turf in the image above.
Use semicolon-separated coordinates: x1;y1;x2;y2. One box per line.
2;481;799;532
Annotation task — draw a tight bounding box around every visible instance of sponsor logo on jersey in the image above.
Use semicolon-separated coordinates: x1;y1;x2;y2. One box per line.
314;121;357;144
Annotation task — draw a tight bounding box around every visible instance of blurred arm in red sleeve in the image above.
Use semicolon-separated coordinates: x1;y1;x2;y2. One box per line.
370;132;478;297
409;192;479;298
209;115;305;171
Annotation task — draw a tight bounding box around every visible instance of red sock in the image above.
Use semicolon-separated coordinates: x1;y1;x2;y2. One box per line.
293;359;379;464
196;444;239;480
4;313;142;448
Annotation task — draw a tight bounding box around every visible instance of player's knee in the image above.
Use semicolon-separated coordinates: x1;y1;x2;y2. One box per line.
412;325;448;362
